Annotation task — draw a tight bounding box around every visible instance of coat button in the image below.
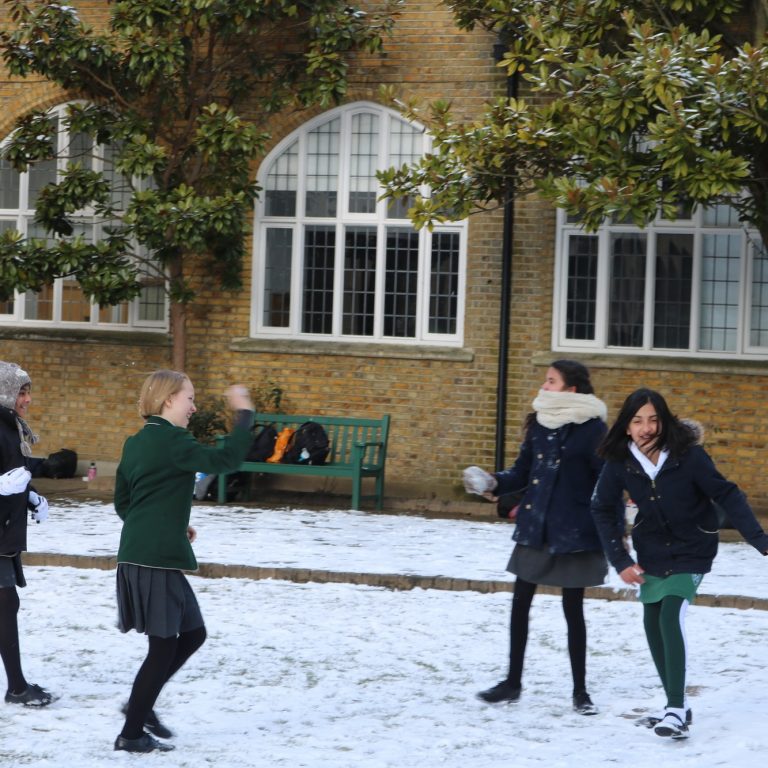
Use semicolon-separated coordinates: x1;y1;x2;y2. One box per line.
532;479;539;485
525;504;532;509
537;454;543;459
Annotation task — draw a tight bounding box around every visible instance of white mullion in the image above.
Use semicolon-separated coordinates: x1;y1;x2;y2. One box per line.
372;222;385;339
644;228;657;351
595;227;610;348
551;214;565;348
743;232;760;353
738;230;750;353
293;132;308;336
454;225;467;342
332;220;344;337
689;227;702;353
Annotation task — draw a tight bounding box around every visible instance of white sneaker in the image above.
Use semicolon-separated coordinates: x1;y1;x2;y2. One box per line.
654;710;690;739
636;707;692;728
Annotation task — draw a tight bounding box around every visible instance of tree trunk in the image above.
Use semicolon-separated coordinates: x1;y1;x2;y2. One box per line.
170;300;187;371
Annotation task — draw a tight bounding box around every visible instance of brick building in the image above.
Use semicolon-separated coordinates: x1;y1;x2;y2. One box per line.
1;2;767;511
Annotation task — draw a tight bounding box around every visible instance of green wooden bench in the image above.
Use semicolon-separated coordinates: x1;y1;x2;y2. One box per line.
216;413;391;510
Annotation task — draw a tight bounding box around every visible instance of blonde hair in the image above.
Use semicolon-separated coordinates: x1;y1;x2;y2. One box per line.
138;370;189;418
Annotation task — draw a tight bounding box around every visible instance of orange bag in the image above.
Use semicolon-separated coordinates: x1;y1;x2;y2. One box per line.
267;427;295;463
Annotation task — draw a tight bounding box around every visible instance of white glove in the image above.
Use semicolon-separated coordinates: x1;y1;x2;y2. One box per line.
0;466;31;495
28;490;49;523
462;466;497;495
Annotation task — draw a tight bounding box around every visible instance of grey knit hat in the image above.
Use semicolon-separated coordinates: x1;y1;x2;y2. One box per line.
0;362;31;410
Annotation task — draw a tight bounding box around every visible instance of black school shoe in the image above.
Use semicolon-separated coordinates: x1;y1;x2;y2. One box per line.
477;680;522;704
120;703;174;739
114;733;176;753
572;690;599;715
5;684;54;707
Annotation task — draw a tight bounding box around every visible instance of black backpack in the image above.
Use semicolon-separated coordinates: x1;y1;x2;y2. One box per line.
40;448;78;479
282;422;330;465
246;424;278;462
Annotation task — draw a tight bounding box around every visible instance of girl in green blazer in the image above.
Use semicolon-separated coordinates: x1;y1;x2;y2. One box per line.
113;370;253;754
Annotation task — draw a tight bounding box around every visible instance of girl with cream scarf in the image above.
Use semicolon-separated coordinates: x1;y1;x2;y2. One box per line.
464;359;608;715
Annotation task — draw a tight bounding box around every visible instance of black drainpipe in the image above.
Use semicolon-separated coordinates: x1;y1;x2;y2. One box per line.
493;36;519;472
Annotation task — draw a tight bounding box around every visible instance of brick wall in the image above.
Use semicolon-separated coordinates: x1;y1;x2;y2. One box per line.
2;2;768;511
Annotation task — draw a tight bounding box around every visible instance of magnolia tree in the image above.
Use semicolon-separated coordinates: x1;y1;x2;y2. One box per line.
379;0;768;246
0;0;399;368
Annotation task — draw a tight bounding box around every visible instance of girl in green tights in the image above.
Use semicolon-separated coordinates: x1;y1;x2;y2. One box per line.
591;388;768;739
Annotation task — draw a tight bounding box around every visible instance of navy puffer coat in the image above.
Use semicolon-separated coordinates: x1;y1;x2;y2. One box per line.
0;405;31;555
591;445;768;577
494;418;607;554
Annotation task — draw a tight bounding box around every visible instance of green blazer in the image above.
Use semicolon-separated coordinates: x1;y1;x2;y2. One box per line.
114;413;253;570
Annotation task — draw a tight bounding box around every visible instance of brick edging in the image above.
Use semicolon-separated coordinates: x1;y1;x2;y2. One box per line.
23;552;768;611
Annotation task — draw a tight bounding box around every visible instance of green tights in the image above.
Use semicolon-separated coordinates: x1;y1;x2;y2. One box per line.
642;596;688;709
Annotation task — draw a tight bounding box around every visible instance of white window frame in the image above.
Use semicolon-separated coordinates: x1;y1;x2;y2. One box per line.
0;102;168;331
553;206;768;359
250;101;467;346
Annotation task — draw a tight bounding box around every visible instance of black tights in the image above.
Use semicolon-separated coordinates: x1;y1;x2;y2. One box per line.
0;586;26;694
121;625;207;739
507;578;588;694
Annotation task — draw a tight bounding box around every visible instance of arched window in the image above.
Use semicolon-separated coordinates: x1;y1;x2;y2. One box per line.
251;103;466;345
0;103;166;329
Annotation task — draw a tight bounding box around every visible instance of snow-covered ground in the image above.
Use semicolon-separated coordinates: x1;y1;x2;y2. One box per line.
2;500;768;767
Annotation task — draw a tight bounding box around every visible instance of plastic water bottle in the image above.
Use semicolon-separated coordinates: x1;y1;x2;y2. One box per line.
87;462;97;481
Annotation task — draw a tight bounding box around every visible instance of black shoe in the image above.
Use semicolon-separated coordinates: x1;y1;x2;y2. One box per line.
636;707;692;729
114;733;176;753
477;680;521;704
572;690;598;715
5;684;54;707
654;711;690;739
121;702;174;739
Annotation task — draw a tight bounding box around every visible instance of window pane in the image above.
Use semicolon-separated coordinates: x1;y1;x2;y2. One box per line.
608;233;646;347
751;243;768;347
98;303;129;323
305;119;339;218
654;233;693;349
102;141;132;211
0;158;20;208
27;157;57;208
343;226;376;335
68;131;93;169
302;225;335;333
386;119;422;220
137;257;166;322
61;277;91;321
24;222;54;320
565;235;598;340
263;228;292;327
349;114;379;214
0;222;14;314
700;233;739;351
702;203;739;227
265;140;298;217
385;227;418;337
24;285;53;320
429;231;459;334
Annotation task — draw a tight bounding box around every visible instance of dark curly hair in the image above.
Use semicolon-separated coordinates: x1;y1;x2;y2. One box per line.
599;388;696;461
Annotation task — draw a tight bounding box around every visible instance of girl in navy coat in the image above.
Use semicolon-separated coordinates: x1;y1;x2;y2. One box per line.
464;360;608;715
591;388;768;739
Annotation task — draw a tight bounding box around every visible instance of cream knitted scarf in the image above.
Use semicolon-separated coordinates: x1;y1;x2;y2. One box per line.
532;389;607;429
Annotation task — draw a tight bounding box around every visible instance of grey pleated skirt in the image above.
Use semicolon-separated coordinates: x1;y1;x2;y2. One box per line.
116;563;204;638
507;544;607;588
0;553;26;588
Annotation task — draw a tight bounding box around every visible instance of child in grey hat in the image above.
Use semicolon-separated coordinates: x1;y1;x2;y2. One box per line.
0;361;53;707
